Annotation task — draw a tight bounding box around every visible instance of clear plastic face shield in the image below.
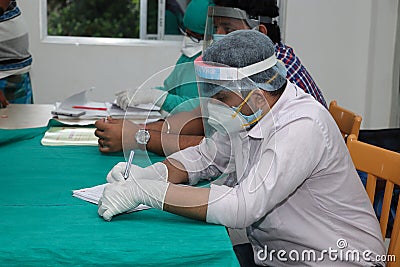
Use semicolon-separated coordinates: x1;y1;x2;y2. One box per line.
203;6;261;50
194;54;278;138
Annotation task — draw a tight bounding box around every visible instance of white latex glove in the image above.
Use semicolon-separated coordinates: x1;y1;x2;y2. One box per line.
106;162;168;183
98;179;169;221
115;88;167;110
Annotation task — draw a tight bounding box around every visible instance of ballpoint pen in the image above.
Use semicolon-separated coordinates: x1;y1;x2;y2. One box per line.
123;150;135;179
72;105;107;111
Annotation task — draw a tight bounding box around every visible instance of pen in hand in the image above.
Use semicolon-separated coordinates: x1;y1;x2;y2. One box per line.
123;150;135;180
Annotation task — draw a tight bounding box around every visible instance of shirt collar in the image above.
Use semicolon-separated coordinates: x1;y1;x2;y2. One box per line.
240;81;298;139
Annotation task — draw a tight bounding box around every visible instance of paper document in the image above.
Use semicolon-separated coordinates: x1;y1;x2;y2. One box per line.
53;88;161;120
108;103;161;119
53;117;161;126
72;183;150;212
41;127;98;146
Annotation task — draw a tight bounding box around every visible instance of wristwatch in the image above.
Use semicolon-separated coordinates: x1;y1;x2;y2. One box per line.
135;129;150;149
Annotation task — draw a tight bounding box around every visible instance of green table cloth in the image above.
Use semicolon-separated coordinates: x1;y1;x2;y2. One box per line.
0;125;239;266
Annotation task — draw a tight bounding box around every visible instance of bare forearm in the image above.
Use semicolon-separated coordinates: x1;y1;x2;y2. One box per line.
171;108;203;135
0;0;11;10
163;158;189;184
146;130;204;156
163;184;210;221
171;115;204;135
145;108;204;136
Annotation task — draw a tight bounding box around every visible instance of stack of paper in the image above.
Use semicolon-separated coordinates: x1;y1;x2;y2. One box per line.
41;127;98;146
108;103;161;120
72;183;150;212
52;89;161;121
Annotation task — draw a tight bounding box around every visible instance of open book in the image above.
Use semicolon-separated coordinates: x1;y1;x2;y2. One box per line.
72;183;150;212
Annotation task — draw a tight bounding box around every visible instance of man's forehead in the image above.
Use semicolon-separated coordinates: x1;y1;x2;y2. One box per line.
214;16;248;28
213;90;242;98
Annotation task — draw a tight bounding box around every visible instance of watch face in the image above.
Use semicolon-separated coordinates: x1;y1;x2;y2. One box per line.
136;129;150;145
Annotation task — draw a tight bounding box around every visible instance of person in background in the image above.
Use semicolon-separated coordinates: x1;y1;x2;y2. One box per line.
0;0;33;105
94;0;212;155
98;30;385;266
94;0;327;157
212;0;327;108
0;90;8;108
164;0;184;35
115;0;213;114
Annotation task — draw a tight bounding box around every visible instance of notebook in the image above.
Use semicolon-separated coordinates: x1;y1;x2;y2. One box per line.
41;127;98;146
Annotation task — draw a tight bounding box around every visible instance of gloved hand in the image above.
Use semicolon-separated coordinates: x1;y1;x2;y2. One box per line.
98;179;169;221
106;162;168;183
115;88;167;110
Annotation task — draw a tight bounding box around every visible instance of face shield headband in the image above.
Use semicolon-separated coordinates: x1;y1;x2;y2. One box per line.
194;54;278;81
203;6;276;51
195;54;280;133
208;6;260;29
207;6;273;31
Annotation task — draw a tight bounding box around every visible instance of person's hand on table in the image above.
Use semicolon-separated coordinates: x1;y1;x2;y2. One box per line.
98;178;169;221
115;88;167;110
0;90;9;108
107;162;168;183
94;117;140;153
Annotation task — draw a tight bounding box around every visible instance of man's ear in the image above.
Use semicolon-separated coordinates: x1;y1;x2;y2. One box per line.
252;89;268;108
258;24;268;35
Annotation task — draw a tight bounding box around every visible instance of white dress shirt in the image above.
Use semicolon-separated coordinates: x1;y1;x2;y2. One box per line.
169;82;385;266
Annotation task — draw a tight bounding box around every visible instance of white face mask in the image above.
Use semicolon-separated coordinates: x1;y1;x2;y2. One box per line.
207;102;248;134
181;36;203;58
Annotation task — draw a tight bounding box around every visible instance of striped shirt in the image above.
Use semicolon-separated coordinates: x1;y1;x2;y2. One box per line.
275;42;327;108
0;1;32;79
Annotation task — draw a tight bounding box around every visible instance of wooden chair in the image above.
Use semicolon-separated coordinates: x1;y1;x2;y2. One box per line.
347;134;400;266
329;100;362;139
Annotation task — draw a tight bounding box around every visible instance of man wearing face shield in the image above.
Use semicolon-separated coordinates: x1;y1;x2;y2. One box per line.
207;0;327;108
98;30;385;266
95;0;328;159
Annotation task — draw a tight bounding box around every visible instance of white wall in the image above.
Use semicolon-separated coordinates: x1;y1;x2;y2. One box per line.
390;0;400;126
19;1;181;104
285;0;399;128
20;0;399;128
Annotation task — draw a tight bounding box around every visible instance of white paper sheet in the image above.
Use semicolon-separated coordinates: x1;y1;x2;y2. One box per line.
53;89;161;120
72;183;150;212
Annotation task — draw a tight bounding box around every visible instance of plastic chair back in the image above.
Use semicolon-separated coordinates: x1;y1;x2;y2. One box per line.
347;134;400;266
329;100;362;139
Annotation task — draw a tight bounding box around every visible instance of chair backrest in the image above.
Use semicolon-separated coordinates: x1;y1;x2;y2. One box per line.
329;100;362;139
347;134;400;266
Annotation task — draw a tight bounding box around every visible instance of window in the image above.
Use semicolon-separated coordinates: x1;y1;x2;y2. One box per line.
45;0;190;43
43;0;286;45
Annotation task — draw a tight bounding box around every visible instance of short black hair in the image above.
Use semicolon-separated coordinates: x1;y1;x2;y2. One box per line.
268;80;287;97
213;0;281;43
